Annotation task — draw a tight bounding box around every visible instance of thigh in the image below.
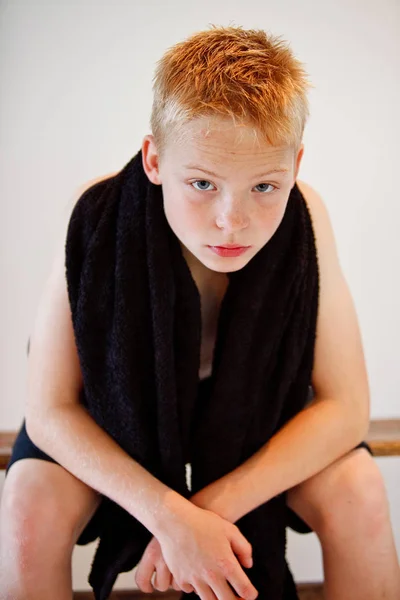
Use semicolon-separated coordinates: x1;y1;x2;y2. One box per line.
5;420;103;545
2;457;102;548
286;441;374;533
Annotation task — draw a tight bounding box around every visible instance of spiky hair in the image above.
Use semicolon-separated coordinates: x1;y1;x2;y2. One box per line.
150;24;312;160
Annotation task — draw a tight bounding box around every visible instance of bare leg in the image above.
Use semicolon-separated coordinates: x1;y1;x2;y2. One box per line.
318;488;400;599
0;459;101;600
287;448;400;599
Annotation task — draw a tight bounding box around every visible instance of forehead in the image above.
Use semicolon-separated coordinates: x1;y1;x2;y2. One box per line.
167;116;294;168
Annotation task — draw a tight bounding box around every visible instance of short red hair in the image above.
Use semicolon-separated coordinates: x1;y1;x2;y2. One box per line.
150;25;312;161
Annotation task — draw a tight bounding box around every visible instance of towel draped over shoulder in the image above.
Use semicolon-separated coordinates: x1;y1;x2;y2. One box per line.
65;149;319;599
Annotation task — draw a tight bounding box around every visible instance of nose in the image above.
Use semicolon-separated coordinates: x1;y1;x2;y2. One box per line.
215;199;250;232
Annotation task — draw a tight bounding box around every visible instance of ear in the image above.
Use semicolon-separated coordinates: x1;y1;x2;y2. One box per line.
293;143;304;183
141;135;162;185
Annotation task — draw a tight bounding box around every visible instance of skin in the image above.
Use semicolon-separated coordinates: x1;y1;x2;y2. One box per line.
142;115;303;293
139;115;400;599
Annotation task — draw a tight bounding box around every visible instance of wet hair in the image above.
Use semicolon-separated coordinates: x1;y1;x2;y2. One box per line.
150;24;313;162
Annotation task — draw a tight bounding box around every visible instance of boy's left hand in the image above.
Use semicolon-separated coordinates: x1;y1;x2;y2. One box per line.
135;534;194;593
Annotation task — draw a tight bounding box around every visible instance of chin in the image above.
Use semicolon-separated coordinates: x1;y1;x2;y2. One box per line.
199;254;252;273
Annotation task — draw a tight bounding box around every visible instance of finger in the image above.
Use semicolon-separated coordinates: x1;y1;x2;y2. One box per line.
135;559;155;593
171;576;183;591
229;529;253;569
171;576;195;593
153;561;172;592
238;554;253;569
208;574;241;600
192;577;219;600
223;561;258;600
180;581;197;594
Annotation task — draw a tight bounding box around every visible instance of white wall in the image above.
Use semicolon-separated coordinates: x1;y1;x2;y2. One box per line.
1;0;399;590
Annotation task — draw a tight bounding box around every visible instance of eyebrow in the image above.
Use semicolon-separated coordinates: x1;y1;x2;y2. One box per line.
183;164;290;179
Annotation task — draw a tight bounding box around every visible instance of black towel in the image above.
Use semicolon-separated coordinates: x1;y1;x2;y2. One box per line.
65;148;319;599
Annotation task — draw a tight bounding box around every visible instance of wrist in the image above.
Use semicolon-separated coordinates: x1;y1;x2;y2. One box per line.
150;487;198;538
189;480;238;523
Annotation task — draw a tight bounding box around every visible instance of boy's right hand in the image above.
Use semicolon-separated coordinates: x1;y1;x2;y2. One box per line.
156;502;258;600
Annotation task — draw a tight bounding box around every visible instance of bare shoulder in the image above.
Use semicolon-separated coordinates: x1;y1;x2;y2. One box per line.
296;178;330;231
75;170;119;198
295;178;342;280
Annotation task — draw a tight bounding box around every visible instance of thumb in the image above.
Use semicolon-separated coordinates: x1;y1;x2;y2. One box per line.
229;528;253;569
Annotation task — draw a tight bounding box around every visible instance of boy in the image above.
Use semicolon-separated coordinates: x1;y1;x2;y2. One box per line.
1;25;399;600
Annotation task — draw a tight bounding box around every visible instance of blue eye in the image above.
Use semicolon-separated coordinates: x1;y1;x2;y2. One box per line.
254;183;275;193
191;180;215;191
190;180;276;193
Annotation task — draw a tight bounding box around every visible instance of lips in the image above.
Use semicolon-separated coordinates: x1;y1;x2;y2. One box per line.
215;245;249;249
208;245;250;257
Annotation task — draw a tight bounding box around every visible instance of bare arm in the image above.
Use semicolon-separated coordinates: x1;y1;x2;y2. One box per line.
27;404;188;537
24;178;189;538
188;181;371;523
189;395;366;523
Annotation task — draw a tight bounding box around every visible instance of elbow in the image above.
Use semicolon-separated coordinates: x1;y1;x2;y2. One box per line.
25;407;51;450
25;411;42;448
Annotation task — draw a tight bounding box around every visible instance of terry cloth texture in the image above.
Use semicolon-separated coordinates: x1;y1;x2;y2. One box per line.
64;148;319;599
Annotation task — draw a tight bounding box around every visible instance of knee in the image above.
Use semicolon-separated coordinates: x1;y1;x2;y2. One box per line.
318;449;390;539
0;466;74;565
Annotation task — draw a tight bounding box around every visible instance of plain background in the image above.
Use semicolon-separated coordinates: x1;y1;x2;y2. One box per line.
0;0;399;589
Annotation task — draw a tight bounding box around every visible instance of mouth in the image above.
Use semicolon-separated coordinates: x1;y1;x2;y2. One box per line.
207;245;251;258
214;244;250;249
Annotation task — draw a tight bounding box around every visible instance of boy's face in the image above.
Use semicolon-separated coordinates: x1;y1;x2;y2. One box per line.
142;116;303;276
